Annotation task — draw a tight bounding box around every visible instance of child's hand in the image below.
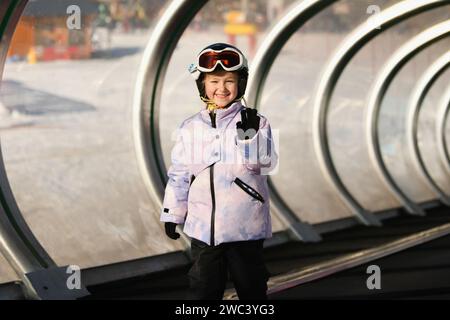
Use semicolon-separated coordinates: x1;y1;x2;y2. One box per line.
165;222;180;240
236;108;260;140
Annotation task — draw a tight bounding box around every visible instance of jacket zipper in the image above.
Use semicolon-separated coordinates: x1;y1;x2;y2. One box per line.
209;112;217;246
184;174;196;221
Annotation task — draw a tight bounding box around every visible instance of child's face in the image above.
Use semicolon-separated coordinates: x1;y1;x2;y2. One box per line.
204;71;239;107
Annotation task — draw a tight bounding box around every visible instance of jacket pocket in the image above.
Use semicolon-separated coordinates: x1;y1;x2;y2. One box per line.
233;177;265;203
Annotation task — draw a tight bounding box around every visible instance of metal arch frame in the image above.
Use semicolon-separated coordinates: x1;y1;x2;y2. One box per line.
367;21;450;212
246;0;336;106
406;51;450;204
133;0;342;243
133;0;208;248
312;0;449;223
244;0;342;242
0;0;89;299
436;86;450;175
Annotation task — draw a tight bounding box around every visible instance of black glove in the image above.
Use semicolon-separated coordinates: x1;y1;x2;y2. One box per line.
165;222;180;240
236;108;260;140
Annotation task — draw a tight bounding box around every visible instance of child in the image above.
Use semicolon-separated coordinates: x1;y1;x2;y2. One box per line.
160;43;278;300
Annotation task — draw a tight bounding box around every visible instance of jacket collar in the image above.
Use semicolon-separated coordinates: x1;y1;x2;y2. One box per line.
200;101;243;128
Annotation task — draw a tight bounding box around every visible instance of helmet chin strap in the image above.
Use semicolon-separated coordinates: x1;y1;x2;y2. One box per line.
241;96;248;107
201;96;245;112
200;96;221;112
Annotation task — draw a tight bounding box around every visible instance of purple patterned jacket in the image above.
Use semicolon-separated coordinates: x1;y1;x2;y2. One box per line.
160;101;278;246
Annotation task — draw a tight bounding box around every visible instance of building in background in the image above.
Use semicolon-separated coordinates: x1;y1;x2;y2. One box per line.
99;0;165;32
7;0;98;62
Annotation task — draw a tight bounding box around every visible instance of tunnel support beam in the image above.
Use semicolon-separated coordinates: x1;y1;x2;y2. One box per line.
312;0;449;221
436;87;450;176
406;51;450;205
133;0;208;247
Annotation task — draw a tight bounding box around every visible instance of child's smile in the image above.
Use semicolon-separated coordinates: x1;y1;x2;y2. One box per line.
214;92;231;102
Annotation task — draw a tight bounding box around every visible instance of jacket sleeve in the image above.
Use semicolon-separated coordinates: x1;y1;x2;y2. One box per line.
160;125;190;224
235;116;278;175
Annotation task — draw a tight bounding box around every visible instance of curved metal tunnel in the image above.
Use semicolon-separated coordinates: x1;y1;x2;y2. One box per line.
0;0;449;299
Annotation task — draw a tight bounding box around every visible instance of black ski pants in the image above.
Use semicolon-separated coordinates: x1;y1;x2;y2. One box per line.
188;238;270;300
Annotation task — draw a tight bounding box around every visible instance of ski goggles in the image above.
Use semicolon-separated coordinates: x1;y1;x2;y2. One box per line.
196;48;244;72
